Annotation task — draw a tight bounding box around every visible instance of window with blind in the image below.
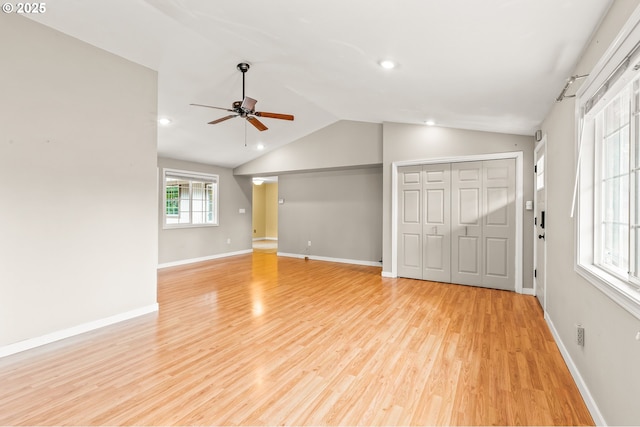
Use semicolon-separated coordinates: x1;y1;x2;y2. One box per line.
163;169;218;227
575;17;640;318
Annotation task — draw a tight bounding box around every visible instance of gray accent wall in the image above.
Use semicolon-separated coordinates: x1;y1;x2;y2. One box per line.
158;157;252;265
381;123;535;290
540;1;640;424
0;14;158;347
235;120;385;264
278;168;383;263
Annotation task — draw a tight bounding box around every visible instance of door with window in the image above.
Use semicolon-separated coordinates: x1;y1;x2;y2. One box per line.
535;141;547;310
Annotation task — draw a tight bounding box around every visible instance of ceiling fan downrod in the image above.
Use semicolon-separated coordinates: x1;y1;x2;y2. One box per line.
237;62;250;100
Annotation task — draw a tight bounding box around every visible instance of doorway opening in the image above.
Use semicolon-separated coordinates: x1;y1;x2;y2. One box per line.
252;176;278;253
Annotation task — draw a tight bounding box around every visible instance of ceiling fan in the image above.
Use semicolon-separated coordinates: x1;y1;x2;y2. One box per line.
191;62;294;132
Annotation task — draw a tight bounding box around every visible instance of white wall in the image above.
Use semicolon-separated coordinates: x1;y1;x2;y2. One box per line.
381;123;535;289
540;1;640;424
0;14;158;349
158;157;253;266
234;120;382;175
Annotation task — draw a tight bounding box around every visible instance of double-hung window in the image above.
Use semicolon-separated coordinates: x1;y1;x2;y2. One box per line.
575;16;640;318
163;169;218;227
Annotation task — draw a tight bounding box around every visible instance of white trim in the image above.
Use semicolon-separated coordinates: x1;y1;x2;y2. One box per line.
253;237;278;241
520;288;535;296
381;271;396;278
157;249;253;269
391;151;524;293
277;252;383;267
0;304;159;358
545;313;607;426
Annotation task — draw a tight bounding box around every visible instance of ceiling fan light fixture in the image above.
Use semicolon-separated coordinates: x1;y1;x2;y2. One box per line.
379;60;396;69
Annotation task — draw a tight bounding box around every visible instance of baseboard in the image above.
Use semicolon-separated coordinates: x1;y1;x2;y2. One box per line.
253;237;278;241
381;271;397;278
545;313;606;426
0;303;159;359
520;287;535;296
277;252;382;267
157;249;253;269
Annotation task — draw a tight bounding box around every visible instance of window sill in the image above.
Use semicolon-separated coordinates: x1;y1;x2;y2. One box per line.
575;263;640;320
163;223;219;230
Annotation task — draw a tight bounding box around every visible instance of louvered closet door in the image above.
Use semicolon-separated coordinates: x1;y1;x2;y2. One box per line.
451;162;483;286
422;163;451;282
398;166;423;279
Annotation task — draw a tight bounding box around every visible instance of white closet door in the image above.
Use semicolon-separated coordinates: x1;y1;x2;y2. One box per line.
398;166;423;279
451;162;483;286
422;164;451;282
398;159;516;291
483;158;516;291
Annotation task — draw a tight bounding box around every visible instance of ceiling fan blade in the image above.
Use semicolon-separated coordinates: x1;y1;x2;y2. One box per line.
208;115;237;125
247;116;268;131
190;103;235;112
255;111;295;121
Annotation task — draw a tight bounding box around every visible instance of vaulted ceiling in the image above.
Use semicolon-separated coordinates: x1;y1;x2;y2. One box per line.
28;0;612;167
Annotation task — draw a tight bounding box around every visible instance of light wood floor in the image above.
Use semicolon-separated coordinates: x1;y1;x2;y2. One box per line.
0;251;593;425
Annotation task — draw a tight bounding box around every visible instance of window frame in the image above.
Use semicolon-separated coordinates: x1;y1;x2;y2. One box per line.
162;168;219;229
574;10;640;320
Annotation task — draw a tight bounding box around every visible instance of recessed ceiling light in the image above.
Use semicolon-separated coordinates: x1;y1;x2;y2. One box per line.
158;117;171;126
379;60;396;70
253;178;264;185
257;143;265;150
425;120;436;126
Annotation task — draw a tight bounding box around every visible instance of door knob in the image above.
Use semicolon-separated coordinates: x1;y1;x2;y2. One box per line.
538;233;545;240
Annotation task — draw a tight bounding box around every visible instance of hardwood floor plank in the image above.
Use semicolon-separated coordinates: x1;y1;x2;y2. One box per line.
0;252;594;425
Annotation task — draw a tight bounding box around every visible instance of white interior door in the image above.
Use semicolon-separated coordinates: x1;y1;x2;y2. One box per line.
482;159;516;291
451;162;483;286
422;163;451;282
398;166;423;279
535;142;547;309
398;158;516;292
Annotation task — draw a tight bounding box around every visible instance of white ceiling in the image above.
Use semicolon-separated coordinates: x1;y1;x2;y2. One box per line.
28;0;612;168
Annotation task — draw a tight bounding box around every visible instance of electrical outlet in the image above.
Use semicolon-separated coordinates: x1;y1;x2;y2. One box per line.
577;325;585;346
308;240;311;246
